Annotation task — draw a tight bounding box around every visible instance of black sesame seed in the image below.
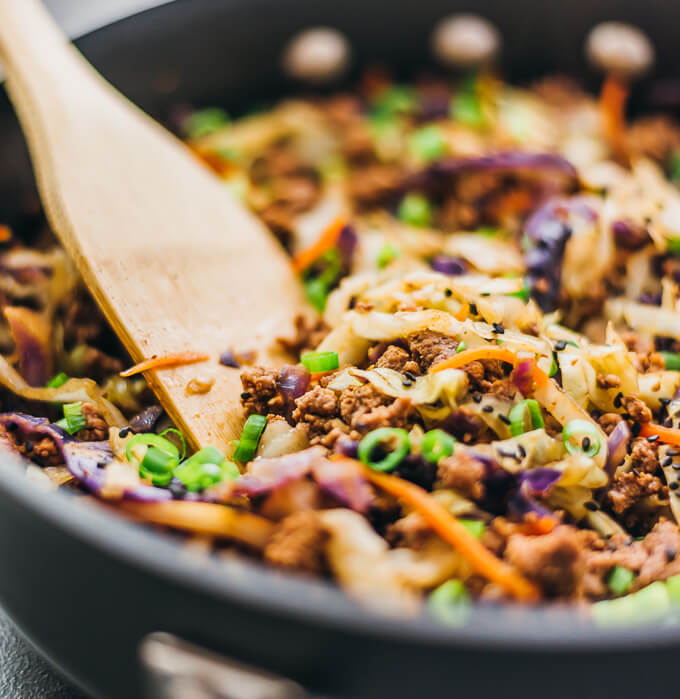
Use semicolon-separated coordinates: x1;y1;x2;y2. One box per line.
472;392;482;403
469;302;478;316
404;371;417;382
498;414;511;425
631;422;642;437
660;398;672;406
673;463;680;471
482;405;494;413
481;292;491;297
582;436;591;451
518;445;527;458
555;340;567;351
6;422;17;432
674;491;680;498
613;392;623;408
584;501;598;511
647;434;660;443
240;391;252;400
402;379;413;388
667;547;677;562
662;456;674;467
24;440;33;453
668;449;680;456
444;288;453;297
119;426;132;438
492;322;505;334
672;481;680;490
96;460;108;469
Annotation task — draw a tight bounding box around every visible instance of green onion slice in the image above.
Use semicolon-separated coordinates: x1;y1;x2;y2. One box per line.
140;447;177;486
562;419;601;458
421;429;455;464
175;445;239;492
408;125;447;163
660;351;680;371
507;277;530;303
427;579;470;625
456;341;467;353
56;402;86;435
233;414;267;462
158;427;187;460
300;351;339;373
458;519;485;539
508;399;544;436
397;193;432;227
46;372;69;389
358;427;410;472
608;566;635;596
376;242;400;269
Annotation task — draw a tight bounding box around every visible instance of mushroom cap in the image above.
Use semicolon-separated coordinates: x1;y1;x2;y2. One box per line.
431;14;500;68
282;27;350;83
585;22;654;78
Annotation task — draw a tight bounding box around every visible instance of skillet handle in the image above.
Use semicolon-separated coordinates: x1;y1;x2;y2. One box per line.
140;632;314;699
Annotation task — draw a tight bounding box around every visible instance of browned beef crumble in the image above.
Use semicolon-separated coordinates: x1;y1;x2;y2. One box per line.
0;424;63;468
264;510;328;574
622;395;653;424
607;471;667;515
292;386;343;442
437;451;486;501
598;412;623;435
77;403;108;442
386;511;431;549
240;366;285;416
339;382;414;433
374;345;421;375
629;437;659;473
406;331;459;370
625;115;680;164
596;373;622;389
346;163;405;207
531;75;588;108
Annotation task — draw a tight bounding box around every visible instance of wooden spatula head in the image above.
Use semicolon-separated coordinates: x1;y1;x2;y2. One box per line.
0;0;308;449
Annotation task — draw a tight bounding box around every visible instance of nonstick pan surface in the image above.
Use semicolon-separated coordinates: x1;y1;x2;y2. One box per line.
2;1;680;697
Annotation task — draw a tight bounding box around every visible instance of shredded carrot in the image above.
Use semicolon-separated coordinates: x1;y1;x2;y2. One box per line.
518;514;556;536
0;225;12;243
599;74;629;156
119;500;274;549
453;303;469;321
639;422;680;447
292;216;346;273
360;465;539;601
429;346;520;373
120;351;210;377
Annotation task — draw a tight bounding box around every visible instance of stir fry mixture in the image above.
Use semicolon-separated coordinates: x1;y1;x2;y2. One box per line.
8;68;680;622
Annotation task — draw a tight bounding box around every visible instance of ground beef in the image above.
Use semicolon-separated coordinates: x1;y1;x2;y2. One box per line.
598;412;623;435
257;203;295;247
338;382;390;427
634;351;666;374
340;123;376;161
607;471;666;515
264;510;328;575
292;386;341;440
504;525;586;598
407;331;459;370
629;437;659;473
437;451;486;500
354;396;414;433
461;358;510;395
2;424;63;468
437;198;479;231
240;366;284;416
272;175;320;213
625;115;680;164
621;331;654;355
596;373;621;389
531;75;588;108
622;395;653;424
385;511;430;549
62;297;107;347
374;345;420;375
78;403;108;442
346;163;405;207
277;314;329;357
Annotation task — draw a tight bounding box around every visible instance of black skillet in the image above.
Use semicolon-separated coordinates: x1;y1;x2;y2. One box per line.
1;1;680;697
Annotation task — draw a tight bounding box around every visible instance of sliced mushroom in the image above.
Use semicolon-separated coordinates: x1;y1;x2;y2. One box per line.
431;14;500;69
282;27;350;83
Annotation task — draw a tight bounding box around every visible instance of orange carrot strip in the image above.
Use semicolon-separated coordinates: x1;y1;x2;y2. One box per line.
429;346;520;373
0;225;12;243
600;74;629;154
119;500;274;549
453;303;469;321
361;465;539;601
292;216;346;273
639;422;680;447
120;351;210;377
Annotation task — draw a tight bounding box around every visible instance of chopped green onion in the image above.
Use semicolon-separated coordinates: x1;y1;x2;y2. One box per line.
508;399;544;436
158;427;187;460
668;238;680;256
456;341;467;353
140;447;177;486
175;445;239;492
300;351;339;373
450;92;484;128
125;433;180;486
427;579;470;625
408;125;447;163
507;277;531;303
304;277;329;312
56;402;86;435
398;193;432;227
660;351;680;371
666;575;680;605
563;419;601;458
549;355;558;377
592;581;670;627
475;226;499;237
303;249;341;312
608;566;635;596
183;107;230;139
358;427;410;472
371;85;417;119
46;372;69;389
670;150;680;182
421;429;455;463
458;518;485;539
233;414;267;462
376;242;400;269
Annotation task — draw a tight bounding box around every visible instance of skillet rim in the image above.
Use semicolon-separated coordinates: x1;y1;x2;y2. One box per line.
2;0;680;658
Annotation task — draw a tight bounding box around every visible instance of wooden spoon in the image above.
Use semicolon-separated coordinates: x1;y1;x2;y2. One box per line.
0;0;308;449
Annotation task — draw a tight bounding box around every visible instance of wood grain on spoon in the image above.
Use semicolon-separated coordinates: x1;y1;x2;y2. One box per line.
0;0;308;449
